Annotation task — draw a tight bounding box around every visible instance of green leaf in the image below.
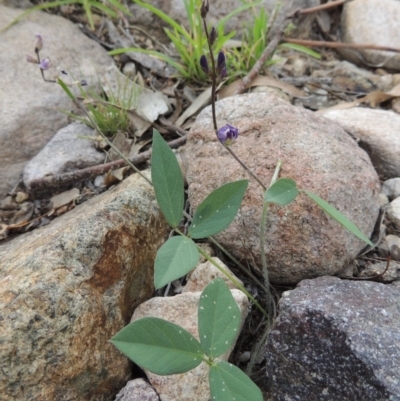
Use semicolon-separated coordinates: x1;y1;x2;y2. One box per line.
188;180;248;239
209;361;263;401
264;178;299;205
279;43;321;59
198;278;241;358
110;317;203;375
303;190;374;247
151;130;184;228
57;78;76;103
154;236;200;289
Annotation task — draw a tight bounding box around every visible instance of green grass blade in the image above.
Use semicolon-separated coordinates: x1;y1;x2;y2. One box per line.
89;1;117;18
57;78;76;103
151;130;184;227
154;236;200;289
198;279;241;358
110;317;203;375
303;190;374;247
108;47;186;76
106;0;131;15
188;180;249;239
264;178;299;206
217;0;263;31
209;361;263;401
132;0;192;42
279;43;321;59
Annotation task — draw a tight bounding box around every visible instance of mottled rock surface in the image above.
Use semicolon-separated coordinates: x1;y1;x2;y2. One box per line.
382;177;400;200
181;93;380;284
323;108;400;179
0;5;114;199
0;173;169;401
340;0;400;71
129;0;319;37
114;379;159;401
23;122;105;189
264;276;400;401
387;197;400;230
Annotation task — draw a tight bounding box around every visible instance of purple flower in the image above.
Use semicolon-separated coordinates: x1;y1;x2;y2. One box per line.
39;57;52;70
217;124;239;146
35;34;43;52
217;51;227;78
200;55;209;74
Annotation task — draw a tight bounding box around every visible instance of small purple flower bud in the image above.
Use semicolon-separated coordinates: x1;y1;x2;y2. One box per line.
220;66;227;79
217;51;227;78
217;124;239;146
35;34;43;52
26;54;38;64
200;0;209;18
39;57;52;70
200;55;209;74
209;27;217;46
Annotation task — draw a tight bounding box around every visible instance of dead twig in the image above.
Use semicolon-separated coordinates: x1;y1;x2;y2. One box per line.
298;0;348;15
233;30;283;95
284;38;400;54
29;135;186;195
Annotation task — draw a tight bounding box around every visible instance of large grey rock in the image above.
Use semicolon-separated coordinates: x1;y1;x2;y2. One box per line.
181;93;380;284
0;173;170;401
263;276;400;401
23;122;105;189
323;108;400;179
129;0;320;37
0;5;114;199
340;0;400;71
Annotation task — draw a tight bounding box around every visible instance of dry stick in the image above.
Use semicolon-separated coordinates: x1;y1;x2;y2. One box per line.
298;0;348;15
233;30;283;96
284;38;400;53
29;136;186;193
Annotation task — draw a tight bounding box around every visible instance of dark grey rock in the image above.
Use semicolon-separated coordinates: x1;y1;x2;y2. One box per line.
263;276;400;401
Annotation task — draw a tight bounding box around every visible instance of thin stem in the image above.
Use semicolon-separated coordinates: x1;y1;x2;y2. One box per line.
202;18;218;134
223;145;267;190
196;245;269;319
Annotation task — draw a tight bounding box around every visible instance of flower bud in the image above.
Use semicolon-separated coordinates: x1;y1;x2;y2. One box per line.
209;27;217;46
35;34;43;52
26;54;38;64
39;57;52;70
217;124;239;146
200;55;209;74
216;51;227;78
200;0;209;18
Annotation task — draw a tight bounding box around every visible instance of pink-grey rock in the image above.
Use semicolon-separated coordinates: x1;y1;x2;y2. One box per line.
181;93;380;284
182;257;243;293
0;5;114;199
131;289;249;401
322;108;400;179
387;197;400;230
114;379;159;401
382;177;400;200
23;122;105;190
263;276;400;400
0;173;169;401
340;0;400;71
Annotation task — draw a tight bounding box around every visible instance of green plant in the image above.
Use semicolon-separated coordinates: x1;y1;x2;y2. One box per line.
65;74;139;137
109;0;262;81
3;0;130;31
111;278;263;401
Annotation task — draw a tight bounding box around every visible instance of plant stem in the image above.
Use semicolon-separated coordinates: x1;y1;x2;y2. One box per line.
196;245;269;319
